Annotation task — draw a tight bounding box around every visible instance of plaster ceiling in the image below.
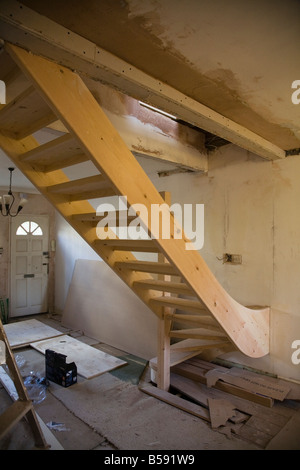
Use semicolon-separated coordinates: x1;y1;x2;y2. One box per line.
1;0;300;191
20;0;300;150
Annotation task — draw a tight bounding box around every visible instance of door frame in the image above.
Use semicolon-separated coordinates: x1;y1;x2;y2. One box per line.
9;214;50;318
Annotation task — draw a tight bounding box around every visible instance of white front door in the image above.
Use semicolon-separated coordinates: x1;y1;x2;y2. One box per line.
10;215;49;317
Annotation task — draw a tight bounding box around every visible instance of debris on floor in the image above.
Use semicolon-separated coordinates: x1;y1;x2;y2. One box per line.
140;357;300;449
46;421;70;432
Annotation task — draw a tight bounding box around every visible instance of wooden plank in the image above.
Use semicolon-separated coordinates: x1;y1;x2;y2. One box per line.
19;133;89;171
0;399;32;440
171;341;230;353
30;335;127;379
46;174;116;201
150;296;206;313
150;338;227;371
165;313;221;330
156;315;172;391
139;383;211;422
169;371;291;426
73;211;137;226
0;85;56;138
205;367;291;401
95;239;160;253
114;260;177;276
133;279;194;296
170;372;248;424
4;319;64;349
0;367;64;450
169;328;228;341
172;361;274;407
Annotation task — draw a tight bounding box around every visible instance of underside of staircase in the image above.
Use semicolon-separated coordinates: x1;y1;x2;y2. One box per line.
0;43;269;390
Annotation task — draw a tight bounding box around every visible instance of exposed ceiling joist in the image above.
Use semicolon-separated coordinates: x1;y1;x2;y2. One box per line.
0;0;286;161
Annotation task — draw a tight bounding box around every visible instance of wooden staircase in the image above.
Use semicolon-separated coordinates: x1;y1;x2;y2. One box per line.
0;44;269;391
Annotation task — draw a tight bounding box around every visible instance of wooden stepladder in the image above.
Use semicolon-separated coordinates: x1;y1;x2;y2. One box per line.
0;318;48;449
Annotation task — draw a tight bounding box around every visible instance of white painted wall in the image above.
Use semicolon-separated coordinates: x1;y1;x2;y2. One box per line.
54;212;100;313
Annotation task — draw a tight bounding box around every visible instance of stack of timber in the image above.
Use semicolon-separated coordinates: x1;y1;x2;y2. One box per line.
140;357;300;449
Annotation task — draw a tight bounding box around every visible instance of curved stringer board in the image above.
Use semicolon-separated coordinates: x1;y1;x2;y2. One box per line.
0;44;269;390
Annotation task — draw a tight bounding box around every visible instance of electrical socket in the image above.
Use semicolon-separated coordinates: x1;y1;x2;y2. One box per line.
224;253;242;264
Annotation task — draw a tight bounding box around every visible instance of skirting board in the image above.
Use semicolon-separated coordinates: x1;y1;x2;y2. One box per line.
30;335;127;379
61;259;158;360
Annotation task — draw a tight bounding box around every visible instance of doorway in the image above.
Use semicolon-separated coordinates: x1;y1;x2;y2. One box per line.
10;215;49;317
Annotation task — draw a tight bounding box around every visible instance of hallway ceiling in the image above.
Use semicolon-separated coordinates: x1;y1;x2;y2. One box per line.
1;0;300;191
20;0;300;151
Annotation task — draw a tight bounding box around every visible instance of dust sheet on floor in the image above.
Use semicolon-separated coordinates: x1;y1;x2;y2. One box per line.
4;319;127;379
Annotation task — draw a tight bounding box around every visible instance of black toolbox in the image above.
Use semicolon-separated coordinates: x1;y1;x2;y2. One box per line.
45;349;77;387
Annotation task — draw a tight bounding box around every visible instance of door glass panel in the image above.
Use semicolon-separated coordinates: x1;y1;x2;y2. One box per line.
16;221;43;236
16;226;27;236
32;227;43;236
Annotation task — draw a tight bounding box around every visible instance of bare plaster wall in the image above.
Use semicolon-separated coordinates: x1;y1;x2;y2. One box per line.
151;145;300;382
54;143;300;381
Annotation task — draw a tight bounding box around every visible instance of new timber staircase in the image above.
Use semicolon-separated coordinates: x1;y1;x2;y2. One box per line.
0;44;269;390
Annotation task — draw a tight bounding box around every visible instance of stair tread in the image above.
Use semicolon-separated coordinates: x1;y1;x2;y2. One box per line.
115;260;177;275
47;174;116;200
165;313;221;331
95;239;159;252
19;133;89;171
150;338;231;369
150;295;206;312
73;211;136;225
0;86;57;139
169;328;228;340
133;279;194;295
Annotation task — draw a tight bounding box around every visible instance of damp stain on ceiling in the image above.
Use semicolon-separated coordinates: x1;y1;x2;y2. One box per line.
20;0;300;151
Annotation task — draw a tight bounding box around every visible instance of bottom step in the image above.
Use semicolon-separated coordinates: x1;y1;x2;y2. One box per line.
150;338;234;380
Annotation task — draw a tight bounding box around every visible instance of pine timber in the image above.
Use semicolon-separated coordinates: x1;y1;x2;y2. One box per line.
0;85;56;139
19;133;89;171
0;44;270;395
0;317;48;448
133;279;194;295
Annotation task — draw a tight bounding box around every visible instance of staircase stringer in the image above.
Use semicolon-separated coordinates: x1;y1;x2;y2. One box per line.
4;43;269;358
